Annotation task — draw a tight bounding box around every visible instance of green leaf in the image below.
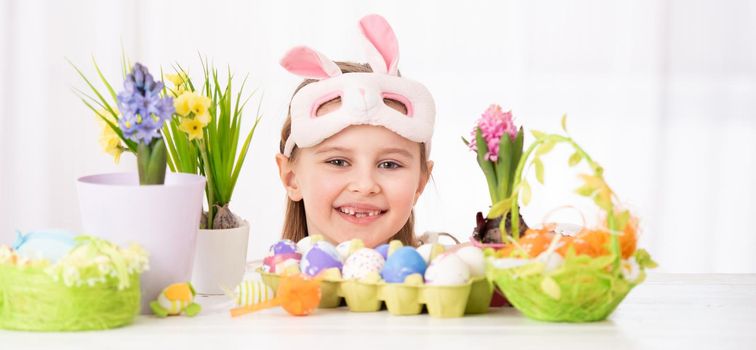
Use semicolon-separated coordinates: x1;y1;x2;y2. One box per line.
534;157;545;185
561;113;568;133
536;140;556;156
634;249;658;269
592;192;612;211
487;200;511;219
521;181;532;206
614;210;631;233
461;136;469;146
530;129;546;139
568;151;582;167
496;135;513;197
509;127;524;192
575;184;597;197
475;128;498;203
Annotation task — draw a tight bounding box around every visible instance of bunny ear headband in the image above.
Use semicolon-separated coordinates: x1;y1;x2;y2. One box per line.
280;14;436;157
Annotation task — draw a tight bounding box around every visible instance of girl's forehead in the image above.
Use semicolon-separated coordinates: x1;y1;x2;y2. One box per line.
314;125;420;156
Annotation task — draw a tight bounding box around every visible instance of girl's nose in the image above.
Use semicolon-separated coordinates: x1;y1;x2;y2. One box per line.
347;166;381;195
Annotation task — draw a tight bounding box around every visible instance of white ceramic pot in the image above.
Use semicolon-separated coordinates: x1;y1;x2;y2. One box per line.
76;172;205;313
191;221;250;295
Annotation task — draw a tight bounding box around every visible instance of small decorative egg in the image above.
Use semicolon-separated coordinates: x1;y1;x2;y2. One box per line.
342;248;385;280
454;246;485;277
425;253;470;285
296;234;324;254
381;246;427;283
13;229;76;263
269;239;298;256
262;252;301;274
375;244;389;260
416;243;445;264
231;280;275;307
336;239;365;261
300;241;342;277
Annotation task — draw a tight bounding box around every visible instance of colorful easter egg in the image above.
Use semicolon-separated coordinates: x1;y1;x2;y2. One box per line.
336;239;365;260
300;241;342;277
12;229;76;263
232;280;275;307
343;248;385;280
296;234;324;254
375;244;389;260
262;252;301;274
381;246;427;283
425;253;470;285
454;246;485;277
269;239;298;256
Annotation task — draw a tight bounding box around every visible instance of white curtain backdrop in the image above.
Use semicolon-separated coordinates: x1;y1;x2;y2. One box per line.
1;0;754;273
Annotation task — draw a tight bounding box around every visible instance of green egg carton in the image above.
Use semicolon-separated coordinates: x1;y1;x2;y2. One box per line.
258;268;493;318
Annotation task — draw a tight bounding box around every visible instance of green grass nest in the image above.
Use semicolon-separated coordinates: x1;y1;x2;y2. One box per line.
0;236;147;331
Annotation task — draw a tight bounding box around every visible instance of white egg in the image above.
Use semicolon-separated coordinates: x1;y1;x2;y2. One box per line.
424;253;470;285
342;248;385;280
454;246;486;277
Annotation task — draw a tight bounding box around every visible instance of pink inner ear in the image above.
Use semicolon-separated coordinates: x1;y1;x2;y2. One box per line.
280;47;339;80
359;15;399;73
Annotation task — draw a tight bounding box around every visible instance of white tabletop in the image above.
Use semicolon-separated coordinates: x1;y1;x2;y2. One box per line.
1;273;755;350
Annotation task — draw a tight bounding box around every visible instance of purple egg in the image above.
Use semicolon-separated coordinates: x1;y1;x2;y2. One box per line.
300;242;343;277
269;239;298;256
375;244;389;260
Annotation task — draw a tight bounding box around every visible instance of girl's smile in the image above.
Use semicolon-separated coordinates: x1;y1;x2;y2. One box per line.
277;124;432;248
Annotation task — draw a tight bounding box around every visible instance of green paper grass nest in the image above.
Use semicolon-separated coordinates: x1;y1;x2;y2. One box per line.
0;236;148;331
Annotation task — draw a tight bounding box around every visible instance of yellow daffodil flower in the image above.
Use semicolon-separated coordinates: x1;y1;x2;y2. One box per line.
165;72;188;87
179;117;205;141
189;93;212;121
95;109;124;164
174;92;192;117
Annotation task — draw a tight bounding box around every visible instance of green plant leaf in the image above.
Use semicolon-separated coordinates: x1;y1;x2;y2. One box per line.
530;129;546;139
496;135;513;197
461;136;469;146
575;184;596;197
487;199;511;219
568;151;582;167
475;128;498;203
534;157;545;185
536;140;556;156
521;181;532;206
635;249;658;269
561;113;568;133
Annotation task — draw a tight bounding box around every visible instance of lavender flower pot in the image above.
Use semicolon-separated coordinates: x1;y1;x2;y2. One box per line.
76;172;205;314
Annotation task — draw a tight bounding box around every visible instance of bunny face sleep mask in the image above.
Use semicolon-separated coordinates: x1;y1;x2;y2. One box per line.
280;14;436;157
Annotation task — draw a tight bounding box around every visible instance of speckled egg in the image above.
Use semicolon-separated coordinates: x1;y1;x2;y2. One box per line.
342;248;385;280
381;247;427;283
300;241;343;277
454;246;485;277
425;253;470;285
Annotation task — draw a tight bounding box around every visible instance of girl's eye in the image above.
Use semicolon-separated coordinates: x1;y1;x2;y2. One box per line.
327;159;349;167
378;161;402;169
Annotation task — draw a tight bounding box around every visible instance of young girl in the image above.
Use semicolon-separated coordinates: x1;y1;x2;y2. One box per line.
275;14;435;249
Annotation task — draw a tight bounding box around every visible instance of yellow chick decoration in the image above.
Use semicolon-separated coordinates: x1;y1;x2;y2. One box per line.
150;282;201;317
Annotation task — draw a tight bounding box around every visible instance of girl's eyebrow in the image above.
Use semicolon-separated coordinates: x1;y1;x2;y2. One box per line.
314;146;352;155
380;148;413;159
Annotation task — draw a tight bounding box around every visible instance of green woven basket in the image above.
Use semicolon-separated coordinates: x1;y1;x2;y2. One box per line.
486;255;642;322
0;236;147;331
480;126;656;323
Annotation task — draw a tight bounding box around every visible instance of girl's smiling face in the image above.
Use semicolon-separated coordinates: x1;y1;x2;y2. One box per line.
276;125;432;248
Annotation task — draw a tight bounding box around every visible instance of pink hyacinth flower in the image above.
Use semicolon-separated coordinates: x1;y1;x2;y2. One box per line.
469;104;518;161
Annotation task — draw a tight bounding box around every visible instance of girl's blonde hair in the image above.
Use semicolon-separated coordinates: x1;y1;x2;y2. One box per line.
279;62;428;247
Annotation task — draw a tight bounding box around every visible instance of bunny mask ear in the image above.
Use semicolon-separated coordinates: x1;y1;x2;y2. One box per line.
281;14;435;158
359;14;400;75
280;46;342;80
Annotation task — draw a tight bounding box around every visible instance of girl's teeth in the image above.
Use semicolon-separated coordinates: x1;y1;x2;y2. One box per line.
339;207;381;217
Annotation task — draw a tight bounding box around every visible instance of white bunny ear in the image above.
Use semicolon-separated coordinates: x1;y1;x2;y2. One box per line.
359;14;400;75
280;46;342;80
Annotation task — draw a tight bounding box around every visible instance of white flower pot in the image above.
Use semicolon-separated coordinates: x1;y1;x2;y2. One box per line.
191;221;250;295
76;172;205;313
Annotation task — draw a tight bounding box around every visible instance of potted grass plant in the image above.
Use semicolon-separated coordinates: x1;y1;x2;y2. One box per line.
71;59;206;312
161;59;261;294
